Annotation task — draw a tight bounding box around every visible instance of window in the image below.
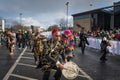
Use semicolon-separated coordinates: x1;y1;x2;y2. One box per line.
74;14;90;20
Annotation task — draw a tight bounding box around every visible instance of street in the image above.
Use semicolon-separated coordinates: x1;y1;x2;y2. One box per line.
0;45;120;80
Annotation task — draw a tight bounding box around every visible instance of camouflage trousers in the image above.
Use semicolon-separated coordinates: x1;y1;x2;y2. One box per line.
33;46;43;56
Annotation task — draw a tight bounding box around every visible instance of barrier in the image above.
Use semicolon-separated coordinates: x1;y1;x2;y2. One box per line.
41;32;120;55
87;37;120;55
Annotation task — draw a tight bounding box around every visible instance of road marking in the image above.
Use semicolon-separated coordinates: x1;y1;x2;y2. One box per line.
3;46;93;80
21;56;34;59
18;63;36;68
10;74;38;80
78;68;93;80
25;52;33;55
3;47;27;80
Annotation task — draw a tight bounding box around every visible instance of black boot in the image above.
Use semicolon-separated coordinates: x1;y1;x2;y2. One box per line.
36;62;42;69
34;55;38;64
36;55;42;69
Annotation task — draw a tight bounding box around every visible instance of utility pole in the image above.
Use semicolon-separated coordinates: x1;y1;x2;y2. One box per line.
66;2;69;28
19;13;22;26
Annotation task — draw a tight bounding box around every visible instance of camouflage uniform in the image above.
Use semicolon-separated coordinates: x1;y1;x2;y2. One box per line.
40;39;66;71
33;33;46;64
39;39;66;80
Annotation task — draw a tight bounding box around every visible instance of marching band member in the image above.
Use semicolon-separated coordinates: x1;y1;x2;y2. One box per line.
62;29;75;61
7;31;16;58
41;28;66;80
32;28;46;65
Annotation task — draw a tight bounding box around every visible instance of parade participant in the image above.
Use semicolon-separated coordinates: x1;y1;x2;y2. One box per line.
0;33;5;45
26;30;33;49
100;36;111;63
73;32;77;47
62;29;74;61
32;28;46;65
41;28;66;80
78;28;89;54
17;30;23;49
7;31;16;58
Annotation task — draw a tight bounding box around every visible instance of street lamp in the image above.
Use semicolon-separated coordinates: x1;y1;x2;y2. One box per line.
19;13;22;26
66;1;69;28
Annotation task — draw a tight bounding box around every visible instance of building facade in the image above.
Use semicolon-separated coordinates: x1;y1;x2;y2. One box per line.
114;1;120;28
0;19;5;32
72;1;120;32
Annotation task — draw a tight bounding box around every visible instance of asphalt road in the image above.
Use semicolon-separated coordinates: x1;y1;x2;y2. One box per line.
0;44;120;80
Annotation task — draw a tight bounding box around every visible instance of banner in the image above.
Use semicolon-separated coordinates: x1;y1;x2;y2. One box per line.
41;32;120;55
88;37;120;55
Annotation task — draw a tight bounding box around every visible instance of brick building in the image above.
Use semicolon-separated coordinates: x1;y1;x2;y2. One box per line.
72;1;120;32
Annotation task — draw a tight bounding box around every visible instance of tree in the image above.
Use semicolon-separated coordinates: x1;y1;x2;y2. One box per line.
59;18;67;30
47;25;59;31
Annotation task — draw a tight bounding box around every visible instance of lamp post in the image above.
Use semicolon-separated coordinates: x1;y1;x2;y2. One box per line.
89;4;93;31
66;1;69;28
19;13;22;27
19;13;24;31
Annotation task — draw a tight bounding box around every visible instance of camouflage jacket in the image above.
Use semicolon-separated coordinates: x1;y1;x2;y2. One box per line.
41;39;66;71
33;34;46;55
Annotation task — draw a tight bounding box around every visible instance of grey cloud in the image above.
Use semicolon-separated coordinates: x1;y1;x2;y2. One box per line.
0;0;120;28
0;0;67;16
0;0;119;16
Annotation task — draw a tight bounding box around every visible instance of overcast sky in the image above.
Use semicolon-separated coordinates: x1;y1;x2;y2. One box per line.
0;0;119;29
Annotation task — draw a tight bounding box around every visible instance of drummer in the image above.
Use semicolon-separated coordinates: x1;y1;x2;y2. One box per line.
41;28;66;80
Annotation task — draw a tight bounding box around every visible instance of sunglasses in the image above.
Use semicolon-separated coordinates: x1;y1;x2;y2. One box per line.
55;35;61;37
65;34;70;37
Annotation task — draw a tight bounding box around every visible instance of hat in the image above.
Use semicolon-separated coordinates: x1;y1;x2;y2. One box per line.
64;29;71;35
52;28;59;35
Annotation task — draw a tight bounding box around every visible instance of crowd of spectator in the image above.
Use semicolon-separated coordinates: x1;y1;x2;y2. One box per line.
87;28;120;41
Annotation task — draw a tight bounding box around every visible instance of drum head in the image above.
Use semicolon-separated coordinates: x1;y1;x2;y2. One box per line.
62;61;80;80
